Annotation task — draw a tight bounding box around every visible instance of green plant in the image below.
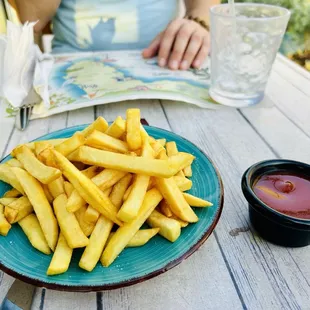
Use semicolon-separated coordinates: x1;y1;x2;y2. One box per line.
223;0;310;49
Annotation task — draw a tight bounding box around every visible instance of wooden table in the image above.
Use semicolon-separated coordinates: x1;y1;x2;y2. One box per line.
1;54;310;310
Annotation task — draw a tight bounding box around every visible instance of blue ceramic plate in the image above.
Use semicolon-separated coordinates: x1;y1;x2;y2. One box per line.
0;125;223;291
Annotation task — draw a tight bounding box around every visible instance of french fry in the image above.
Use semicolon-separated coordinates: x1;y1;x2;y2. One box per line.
38;148;57;167
64;181;74;197
103;187;113;196
79;215;113;272
48;176;65;199
165;141;193;178
75;205;96;237
47;233;73;276
156;177;198;223
8;205;33;224
27;139;66;150
81;166;100;179
166;141;178;157
118;140;154;222
55;132;85;156
53;194;89;248
18;214;51;255
168;153;195;174
12;145;61;184
0;198;17;206
170;215;189;228
157;139;166;147
86;130;129;153
176;170;185;177
52;150;122;226
173;176;193;191
82;116;109;137
126;109;142;150
91;169;127;191
66;189;87;213
4;207;18;224
105;116;126;138
67;186;111;214
157;149;168;159
147;210;181;242
151;141;165;157
183;165;192;177
146;177;155;190
35;141;52;158
7;196;31;210
4;196;33;223
84;206;100;223
183;193;213;207
159;200;173;217
148;136;156;144
140;124;150;142
123;184;132;201
76;146;180;178
66;149;80;162
108;228;159;247
101;188;163;267
4;158;23;168
12;167;59;251
109;174;132;209
0;164;25;194
3;189;21;198
42;184;54;203
0;204;11;236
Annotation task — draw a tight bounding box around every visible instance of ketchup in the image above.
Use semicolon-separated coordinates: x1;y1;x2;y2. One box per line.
253;173;310;220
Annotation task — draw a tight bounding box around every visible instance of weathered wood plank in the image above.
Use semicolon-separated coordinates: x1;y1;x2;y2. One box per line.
0;273;15;305
264;69;310;137
30;288;45;310
241;106;310;163
7;279;35;310
162;101;310;309
101;234;243;310
273;54;310;97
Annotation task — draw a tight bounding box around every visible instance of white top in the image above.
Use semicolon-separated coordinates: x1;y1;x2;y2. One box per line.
1;54;310;310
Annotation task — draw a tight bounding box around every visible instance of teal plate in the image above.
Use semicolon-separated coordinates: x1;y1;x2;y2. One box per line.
0;125;223;291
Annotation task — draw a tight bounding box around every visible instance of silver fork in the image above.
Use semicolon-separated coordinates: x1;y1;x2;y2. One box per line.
15;103;36;131
14;88;41;131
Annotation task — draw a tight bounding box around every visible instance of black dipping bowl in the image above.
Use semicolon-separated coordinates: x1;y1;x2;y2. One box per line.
242;159;310;247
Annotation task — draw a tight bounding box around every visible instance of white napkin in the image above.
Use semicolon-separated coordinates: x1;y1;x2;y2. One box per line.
0;20;53;110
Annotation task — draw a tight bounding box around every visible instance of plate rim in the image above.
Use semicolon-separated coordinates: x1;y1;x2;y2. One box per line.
0;124;224;292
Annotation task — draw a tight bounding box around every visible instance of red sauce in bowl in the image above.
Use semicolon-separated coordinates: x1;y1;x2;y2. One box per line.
253;174;310;220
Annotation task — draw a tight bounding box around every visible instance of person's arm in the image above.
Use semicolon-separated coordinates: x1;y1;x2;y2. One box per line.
15;0;61;33
143;0;220;70
184;0;219;25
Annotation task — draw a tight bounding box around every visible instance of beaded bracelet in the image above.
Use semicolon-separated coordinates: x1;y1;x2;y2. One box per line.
186;15;210;32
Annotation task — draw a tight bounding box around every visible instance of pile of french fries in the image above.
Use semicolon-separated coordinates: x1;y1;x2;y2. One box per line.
0;109;212;275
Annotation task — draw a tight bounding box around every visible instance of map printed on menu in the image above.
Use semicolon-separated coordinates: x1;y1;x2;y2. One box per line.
35;50;217;119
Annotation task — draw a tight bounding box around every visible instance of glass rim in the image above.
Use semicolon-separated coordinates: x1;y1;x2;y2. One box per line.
210;3;291;20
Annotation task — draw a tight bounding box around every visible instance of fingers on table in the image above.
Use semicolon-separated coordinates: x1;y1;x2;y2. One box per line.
180;30;204;70
193;36;210;69
158;19;209;70
142;33;163;59
157;19;183;68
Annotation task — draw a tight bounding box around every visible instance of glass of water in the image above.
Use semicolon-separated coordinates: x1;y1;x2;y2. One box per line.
209;3;290;107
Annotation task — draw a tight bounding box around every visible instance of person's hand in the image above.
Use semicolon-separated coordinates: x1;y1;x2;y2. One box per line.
142;18;210;70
